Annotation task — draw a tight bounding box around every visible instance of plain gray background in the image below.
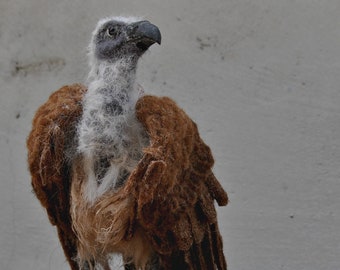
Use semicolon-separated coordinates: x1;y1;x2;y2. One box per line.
1;1;340;269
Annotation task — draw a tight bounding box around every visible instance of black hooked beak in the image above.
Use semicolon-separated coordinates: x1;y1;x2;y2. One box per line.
127;21;161;50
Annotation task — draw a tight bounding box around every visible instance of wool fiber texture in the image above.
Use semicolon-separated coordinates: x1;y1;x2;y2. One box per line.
27;84;86;270
77;55;148;203
70;93;229;269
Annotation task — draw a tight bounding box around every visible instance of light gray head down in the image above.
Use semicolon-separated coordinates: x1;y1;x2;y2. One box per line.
77;17;161;202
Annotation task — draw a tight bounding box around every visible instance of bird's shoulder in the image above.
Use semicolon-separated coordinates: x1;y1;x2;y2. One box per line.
27;83;86;192
32;83;86;125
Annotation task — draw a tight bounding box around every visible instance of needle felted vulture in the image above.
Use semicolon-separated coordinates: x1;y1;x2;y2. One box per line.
27;16;228;270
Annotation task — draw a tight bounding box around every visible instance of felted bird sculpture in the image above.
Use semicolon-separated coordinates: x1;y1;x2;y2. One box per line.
27;16;228;270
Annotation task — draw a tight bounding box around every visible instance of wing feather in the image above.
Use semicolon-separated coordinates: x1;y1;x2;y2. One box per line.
133;95;228;269
27;83;86;270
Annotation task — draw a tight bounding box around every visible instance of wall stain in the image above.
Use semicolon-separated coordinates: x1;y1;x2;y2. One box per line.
11;57;66;77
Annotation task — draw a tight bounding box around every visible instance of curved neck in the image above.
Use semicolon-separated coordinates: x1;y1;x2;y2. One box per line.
84;56;141;115
88;56;138;90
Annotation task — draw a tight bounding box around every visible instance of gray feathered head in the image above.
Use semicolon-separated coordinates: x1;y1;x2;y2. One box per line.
88;16;161;67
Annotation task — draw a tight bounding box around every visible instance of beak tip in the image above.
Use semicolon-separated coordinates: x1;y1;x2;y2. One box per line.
131;21;162;47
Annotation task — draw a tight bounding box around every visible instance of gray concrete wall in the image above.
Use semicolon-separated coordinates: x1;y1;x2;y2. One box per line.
1;1;340;269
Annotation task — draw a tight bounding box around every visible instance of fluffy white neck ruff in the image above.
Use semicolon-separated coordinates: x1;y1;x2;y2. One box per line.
77;57;148;203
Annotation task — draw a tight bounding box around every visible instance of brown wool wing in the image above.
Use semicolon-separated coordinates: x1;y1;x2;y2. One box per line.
133;95;228;269
27;84;86;270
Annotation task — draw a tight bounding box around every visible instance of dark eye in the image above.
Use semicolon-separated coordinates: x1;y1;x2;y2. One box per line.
106;27;116;37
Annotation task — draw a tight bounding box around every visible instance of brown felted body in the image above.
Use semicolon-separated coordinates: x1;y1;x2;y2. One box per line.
27;84;228;269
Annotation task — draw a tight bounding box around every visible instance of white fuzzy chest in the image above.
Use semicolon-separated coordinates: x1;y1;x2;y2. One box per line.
77;83;148;202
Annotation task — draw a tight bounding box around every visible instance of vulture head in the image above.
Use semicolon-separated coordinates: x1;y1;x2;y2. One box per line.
89;17;161;63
